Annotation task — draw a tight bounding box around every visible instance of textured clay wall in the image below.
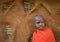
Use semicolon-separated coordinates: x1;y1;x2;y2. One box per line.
0;0;60;42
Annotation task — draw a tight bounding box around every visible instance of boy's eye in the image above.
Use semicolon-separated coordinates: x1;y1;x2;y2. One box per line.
37;22;40;24
36;21;44;24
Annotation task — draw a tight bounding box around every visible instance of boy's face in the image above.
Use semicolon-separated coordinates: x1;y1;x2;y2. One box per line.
35;16;45;29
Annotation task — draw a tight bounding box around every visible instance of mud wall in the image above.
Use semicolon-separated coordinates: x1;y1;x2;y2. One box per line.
0;0;60;42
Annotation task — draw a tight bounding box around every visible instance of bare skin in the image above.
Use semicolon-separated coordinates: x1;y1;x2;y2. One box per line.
34;15;46;30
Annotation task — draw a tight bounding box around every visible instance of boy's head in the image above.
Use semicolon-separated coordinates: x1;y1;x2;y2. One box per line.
34;15;46;30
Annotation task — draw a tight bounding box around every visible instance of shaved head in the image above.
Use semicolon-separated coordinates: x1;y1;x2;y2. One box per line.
34;15;44;21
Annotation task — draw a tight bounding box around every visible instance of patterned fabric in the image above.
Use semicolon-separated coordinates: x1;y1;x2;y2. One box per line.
32;27;56;42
